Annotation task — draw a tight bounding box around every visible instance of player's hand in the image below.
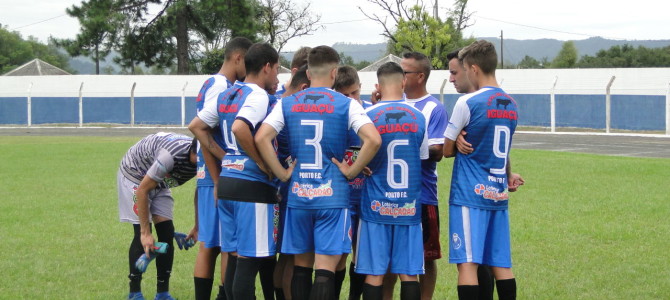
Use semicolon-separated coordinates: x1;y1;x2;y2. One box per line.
362;167;373;176
140;233;156;257
257;162;274;181
186;226;198;242
331;157;356;180
279;159;297;182
370;87;381;105
508;173;525;192
456;130;473;154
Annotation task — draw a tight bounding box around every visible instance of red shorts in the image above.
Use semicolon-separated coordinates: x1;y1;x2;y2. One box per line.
422;204;442;260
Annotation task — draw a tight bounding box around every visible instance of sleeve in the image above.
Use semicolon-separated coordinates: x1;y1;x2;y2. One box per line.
262;99;286;133
146;149;175;182
444;96;471;141
348;99;373;133
236;90;269;128
427;102;449;146
419;126;429;160
197;96;219;128
204;79;229;106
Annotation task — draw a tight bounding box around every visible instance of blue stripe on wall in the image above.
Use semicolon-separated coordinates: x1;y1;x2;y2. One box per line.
83;97;130;124
32;97;78;124
611;95;664;130
0;97;27;124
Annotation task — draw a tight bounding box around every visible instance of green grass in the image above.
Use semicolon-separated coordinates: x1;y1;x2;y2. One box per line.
0;136;668;299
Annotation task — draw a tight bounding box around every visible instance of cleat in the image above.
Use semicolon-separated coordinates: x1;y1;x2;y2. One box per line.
154;291;176;300
174;232;195;250
127;292;145;300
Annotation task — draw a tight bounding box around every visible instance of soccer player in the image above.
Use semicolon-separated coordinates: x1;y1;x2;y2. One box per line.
443;40;523;300
191;36;252;300
254;45;382;300
276;46;312;96
117;132;197;300
352;61;428;300
332;65;370;300
383;51;448;300
189;42;281;300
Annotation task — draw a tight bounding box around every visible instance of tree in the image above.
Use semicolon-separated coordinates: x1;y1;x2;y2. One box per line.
0;26;71;74
517;55;543;69
393;5;452;69
256;0;322;53
339;52;372;70
577;44;670;68
448;0;474;33
551;41;578;68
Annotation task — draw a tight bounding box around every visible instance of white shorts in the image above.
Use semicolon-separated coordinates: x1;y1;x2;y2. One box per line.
117;170;174;224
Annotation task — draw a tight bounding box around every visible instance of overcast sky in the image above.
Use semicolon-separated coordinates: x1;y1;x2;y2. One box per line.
2;0;669;53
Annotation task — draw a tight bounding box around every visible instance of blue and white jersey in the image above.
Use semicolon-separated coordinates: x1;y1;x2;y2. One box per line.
263;87;372;209
443;86;518;210
198;81;274;186
195;74;231;187
361;100;428;225
405;94;448;206
346;100;373;208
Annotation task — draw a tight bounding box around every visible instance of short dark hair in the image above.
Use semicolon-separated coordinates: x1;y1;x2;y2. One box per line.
288;65;310;90
402;51;431;79
308;46;340;77
244;43;279;75
446;48;462;61
291;47;312;69
224;37;253;60
459;40;498;74
377;61;404;78
333;65;360;91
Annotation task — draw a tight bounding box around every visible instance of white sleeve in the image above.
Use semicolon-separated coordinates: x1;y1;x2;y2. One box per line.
443;96;471;141
348;99;373;133
204;80;228;106
263;99;285;133
197;97;219;128
419;129;429;160
237;90;269;127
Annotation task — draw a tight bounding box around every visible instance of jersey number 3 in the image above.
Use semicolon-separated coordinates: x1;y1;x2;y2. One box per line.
301;120;323;170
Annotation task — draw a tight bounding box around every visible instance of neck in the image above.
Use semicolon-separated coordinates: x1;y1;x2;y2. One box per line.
244;73;264;87
405;86;428;99
380;88;403;102
310;77;333;88
219;63;237;82
476;74;499;89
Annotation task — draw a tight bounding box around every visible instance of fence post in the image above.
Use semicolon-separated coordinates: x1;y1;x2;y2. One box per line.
181;81;188;127
78;82;84;127
666;82;670;135
439;79;447;105
130;82;136;127
550;76;558;132
27;82;33;127
605;76;616;133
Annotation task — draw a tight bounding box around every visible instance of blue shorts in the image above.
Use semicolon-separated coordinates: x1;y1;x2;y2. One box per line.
197;186;220;248
231;201;279;257
354;219;424;276
449;204;512;268
217;199;237;252
281;207;351;255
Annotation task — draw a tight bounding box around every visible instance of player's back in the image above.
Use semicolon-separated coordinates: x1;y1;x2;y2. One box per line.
282;87;356;209
361;101;427;225
450;86;518;210
195;74;230;186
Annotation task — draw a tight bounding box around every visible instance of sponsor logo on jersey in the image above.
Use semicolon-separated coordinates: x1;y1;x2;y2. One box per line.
474;184;509;201
222;158;248;171
487;109;518;120
377;122;419;135
486;93;518;120
197;165;206;179
292;180;334;199
218;103;239;113
290;90;337;114
370;200;417;218
290;103;335;114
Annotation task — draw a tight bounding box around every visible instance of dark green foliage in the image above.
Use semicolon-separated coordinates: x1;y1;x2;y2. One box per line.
0;26;72;74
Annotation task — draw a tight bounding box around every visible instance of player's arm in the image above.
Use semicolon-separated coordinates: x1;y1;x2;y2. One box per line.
428;145;443;161
232;118;270;177
201;143;221;187
456;130;474;154
333;101;381;180
135;175;159;256
443;139;458;158
255;101;295;181
443;97;470;158
189;117;226;161
426;103;450;162
187;189;198;241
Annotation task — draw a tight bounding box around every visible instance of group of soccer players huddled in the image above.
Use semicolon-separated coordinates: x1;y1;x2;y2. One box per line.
117;37;524;300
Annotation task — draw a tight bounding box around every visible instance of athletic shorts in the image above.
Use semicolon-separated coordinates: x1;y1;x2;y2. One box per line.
228;200;279;258
218;199;237;252
281;207;351;255
449;204;512;268
354;219;424;276
422;204;442;260
118;170;173;224
197;186;220;248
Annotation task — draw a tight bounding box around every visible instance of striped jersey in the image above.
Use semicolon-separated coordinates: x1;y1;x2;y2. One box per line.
119;132;196;189
361;100;428;225
263;87;372;209
443;86;518;210
195;74;231;187
346;100;373;208
405;94;448;206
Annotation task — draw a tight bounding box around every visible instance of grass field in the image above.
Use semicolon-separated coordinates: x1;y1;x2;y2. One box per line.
1;135;669;299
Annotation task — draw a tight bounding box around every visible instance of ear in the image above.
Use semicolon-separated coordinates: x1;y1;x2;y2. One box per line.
299;83;309;91
401;76;407;90
306;69;312;81
330;67;338;80
263;62;271;74
375;83;380;91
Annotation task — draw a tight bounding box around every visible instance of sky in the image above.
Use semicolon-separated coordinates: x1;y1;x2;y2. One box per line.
2;0;669;53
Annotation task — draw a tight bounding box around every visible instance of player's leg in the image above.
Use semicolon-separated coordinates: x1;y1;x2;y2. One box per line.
449;204;488;300
348;211;366;300
194;185;221;300
335;253;348;300
356;220;391;300
151;188;176;299
118;172;144;298
381;273;397;300
215;251;228;300
128;224;145;298
218;198;238;300
420;204;441;300
477;265;495;300
283;208;315;300
391;224;424;300
487;209;515;300
311;208;350;300
274;198;290;300
194;244;220;300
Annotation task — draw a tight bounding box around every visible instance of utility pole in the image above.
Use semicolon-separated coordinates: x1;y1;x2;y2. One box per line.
500;30;504;69
434;0;439;57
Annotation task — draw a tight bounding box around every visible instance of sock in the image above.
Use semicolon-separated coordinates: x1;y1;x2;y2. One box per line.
477;266;495;300
233;257;264;300
154;220;175;293
496;278;516;300
275;288;286;300
128;224;144;293
195;277;214;300
400;281;420;300
348;262;365;300
224;255;237;300
215;284;227;300
259;257;277;300
291;266;313;300
333;268;346;300
310;269;335;300
362;283;383;300
457;285;479;300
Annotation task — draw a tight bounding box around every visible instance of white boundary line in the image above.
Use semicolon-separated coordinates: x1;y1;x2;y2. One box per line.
516;130;670;139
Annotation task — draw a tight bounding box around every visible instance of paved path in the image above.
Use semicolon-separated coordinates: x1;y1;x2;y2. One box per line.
2;127;669;159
